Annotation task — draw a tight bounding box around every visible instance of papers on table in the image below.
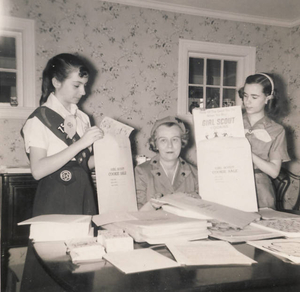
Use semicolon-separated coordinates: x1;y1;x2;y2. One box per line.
114;210;211;244
94;117;137;214
209;220;283;243
258;208;300;220
65;238;106;264
152;193;260;229
251;218;300;238
166;241;256;266
193;106;258;212
92;211;137;226
247;238;300;264
18;215;93;242
103;248;180;274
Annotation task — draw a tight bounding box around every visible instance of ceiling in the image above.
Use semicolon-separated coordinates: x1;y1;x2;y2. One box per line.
107;0;300;27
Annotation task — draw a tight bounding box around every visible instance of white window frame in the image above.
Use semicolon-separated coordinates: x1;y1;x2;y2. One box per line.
0;16;36;119
178;39;256;116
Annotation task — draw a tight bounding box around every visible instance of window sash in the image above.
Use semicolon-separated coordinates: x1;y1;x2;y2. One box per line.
0;17;36;119
178;39;256;116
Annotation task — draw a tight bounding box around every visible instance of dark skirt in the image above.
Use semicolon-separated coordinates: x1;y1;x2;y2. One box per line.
21;161;97;291
33;161;97;216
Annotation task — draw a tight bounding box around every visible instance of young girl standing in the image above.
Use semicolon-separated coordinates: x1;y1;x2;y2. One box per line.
239;73;290;209
21;53;103;291
22;53;103;216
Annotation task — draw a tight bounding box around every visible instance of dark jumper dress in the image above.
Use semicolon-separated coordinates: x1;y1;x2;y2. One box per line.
20;106;97;292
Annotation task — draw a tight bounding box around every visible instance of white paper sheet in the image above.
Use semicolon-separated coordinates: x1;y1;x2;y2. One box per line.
166;241;257;266
103;248;180;273
247;238;300;264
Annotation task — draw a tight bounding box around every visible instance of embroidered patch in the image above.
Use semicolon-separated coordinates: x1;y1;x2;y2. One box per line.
60;170;72;182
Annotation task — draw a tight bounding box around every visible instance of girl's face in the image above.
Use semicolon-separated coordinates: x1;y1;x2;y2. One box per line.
243;83;270;116
155;124;182;163
53;69;88;109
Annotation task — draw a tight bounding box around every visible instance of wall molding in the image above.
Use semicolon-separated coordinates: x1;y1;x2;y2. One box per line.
105;0;299;28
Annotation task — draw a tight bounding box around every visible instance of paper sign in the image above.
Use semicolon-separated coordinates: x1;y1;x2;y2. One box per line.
192;106;245;141
94;117;137;214
193;106;258;212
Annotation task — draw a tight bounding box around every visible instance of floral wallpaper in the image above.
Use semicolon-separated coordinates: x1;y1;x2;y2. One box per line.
1;0;300;177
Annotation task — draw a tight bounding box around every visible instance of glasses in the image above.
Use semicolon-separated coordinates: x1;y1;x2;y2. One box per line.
156;137;181;147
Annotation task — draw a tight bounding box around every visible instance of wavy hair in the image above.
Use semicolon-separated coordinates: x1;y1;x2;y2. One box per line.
40;53;89;105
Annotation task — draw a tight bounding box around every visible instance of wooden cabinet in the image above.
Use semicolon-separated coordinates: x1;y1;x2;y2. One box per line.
1;172;38;291
1;173;38;248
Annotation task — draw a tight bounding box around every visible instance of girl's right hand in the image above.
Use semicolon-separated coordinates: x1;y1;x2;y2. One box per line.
79;126;104;149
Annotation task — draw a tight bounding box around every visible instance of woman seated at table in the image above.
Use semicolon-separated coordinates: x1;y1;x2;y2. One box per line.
135;116;199;210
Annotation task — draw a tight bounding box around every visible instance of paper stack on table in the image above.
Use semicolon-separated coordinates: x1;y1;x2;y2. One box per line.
113;210;211;244
151;193;260;229
18;214;93;242
65;237;106;264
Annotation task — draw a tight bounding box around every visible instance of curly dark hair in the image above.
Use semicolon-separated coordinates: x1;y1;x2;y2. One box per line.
40;53;89;105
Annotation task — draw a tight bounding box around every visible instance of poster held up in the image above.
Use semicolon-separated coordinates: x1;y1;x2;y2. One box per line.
193;106;258;212
94;117;137;214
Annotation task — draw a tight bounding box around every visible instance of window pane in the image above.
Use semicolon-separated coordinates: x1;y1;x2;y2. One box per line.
188;86;204;113
189;58;204;84
0;72;17;104
223;61;237;86
207;59;221;85
0;36;16;69
206;87;220;108
223;88;236;107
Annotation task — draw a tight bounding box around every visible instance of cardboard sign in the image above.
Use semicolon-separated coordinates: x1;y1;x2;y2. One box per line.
193;106;258;212
94;117;137;214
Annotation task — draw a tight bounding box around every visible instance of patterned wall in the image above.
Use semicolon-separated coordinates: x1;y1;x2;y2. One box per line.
0;0;299;172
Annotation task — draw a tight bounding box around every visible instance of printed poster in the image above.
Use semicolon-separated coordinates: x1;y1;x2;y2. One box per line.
94;117;137;214
193;106;258;212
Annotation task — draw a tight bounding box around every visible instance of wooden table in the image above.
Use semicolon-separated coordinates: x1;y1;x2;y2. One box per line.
20;239;300;292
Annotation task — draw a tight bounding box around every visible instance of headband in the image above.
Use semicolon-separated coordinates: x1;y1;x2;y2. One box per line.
258;73;274;96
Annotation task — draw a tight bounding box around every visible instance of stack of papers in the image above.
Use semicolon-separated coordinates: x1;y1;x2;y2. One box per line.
65;237;106;264
18;214;93;242
114;210;211;244
152;193;260;229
